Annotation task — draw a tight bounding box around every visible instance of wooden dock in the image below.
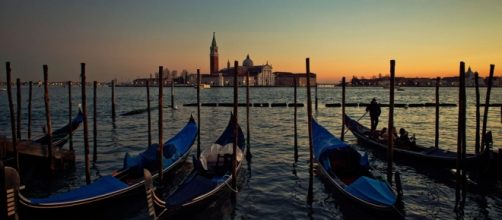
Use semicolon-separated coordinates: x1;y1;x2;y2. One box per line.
0;135;75;168
326;103;457;108
184;102;294;107
182;102;459;108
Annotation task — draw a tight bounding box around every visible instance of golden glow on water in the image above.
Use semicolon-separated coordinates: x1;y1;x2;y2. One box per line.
0;86;501;219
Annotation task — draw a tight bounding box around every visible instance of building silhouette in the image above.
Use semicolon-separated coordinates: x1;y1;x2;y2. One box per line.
203;33;276;86
210;32;219;75
130;33;317;87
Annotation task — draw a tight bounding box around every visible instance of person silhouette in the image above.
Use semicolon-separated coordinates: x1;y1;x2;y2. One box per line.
366;98;381;133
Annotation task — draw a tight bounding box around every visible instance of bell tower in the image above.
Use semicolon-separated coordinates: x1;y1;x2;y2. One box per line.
210;32;219;75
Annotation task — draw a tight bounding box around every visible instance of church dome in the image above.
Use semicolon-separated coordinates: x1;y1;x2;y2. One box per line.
243;54;254;67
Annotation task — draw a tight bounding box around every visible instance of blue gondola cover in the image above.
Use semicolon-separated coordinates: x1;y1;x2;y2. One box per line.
164;114;245;207
312;119;349;161
26;116;197;208
311;118;396;208
123;117;197;174
345;176;396;206
215;114;245;149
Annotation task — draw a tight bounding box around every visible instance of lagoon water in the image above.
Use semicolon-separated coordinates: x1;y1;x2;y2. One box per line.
1;86;501;219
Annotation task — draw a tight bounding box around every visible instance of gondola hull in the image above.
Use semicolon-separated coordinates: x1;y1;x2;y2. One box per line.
344;114;482;168
157;161;244;219
312;118;401;218
146;114;246;220
14;116;197;220
18;182;147;220
317;165;402;219
17;152;191;220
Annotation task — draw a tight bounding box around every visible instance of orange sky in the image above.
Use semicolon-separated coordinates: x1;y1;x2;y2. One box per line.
1;1;500;83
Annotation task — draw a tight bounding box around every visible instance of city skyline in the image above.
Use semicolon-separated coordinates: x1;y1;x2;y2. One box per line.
1;0;501;83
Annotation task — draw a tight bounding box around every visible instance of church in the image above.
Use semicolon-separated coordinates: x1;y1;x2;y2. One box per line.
132;33;316;87
201;33;275;86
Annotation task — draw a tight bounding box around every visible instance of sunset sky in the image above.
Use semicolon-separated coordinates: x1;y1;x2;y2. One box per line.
1;0;501;83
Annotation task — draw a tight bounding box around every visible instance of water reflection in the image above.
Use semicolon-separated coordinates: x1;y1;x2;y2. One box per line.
292;162;297;177
1;87;501;219
246;156;252;183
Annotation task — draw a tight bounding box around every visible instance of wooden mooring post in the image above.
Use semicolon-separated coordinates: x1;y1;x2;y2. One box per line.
93;81;98;162
196;69;201;158
5;62;19;170
171;80;175;109
231;61;239;192
293;75;298;163
43;65;54;172
158;66;164;183
28;81;33;140
435;77;440;149
111;80;116;121
68;81;73;151
455;62;466;204
306;58;314;205
81;63;91;184
460;65;467;202
341;77;346;141
387;60;396;184
146;79;152;147
16;78;21;140
474;73;480;153
315;83;318;112
246;69;251;159
480;65;495;151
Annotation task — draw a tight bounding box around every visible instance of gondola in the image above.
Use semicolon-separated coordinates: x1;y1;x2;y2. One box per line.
0;107;84;165
144;114;245;219
344;114;484;168
31;106;84;148
9;115;197;220
312;118;402;218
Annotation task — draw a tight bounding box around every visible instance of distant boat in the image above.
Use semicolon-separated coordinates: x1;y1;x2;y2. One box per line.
194;83;211;89
344;114;486;168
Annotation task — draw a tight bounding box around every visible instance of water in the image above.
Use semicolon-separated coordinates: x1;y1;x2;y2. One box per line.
0;86;501;219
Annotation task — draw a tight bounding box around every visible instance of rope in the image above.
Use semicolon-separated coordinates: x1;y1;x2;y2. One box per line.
344;111;368;135
222;174;239;193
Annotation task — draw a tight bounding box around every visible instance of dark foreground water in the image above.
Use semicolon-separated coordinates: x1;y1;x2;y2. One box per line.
1;86;501;219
